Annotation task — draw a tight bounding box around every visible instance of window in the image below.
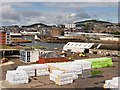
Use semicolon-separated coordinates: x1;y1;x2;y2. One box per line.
88;45;91;47
71;44;74;46
27;52;30;62
75;44;78;46
79;44;82;46
67;43;70;46
84;44;87;47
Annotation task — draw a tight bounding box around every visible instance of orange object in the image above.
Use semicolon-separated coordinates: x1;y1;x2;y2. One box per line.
0;58;8;63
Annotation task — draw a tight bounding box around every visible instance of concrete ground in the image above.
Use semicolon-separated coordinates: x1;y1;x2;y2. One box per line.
0;54;119;89
1;61;118;89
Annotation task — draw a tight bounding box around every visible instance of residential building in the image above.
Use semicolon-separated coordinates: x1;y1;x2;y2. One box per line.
65;23;76;29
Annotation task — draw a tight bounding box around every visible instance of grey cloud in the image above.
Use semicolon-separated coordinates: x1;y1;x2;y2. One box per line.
43;2;118;8
20;10;41;17
2;2;33;7
2;2;117;25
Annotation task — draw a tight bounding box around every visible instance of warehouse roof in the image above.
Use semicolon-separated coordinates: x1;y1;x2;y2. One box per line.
41;51;61;59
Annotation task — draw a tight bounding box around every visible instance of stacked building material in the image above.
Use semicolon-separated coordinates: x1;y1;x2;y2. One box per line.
84;57;113;69
82;70;91;78
31;64;49;76
104;77;120;89
74;60;92;70
17;66;35;76
6;70;28;84
49;63;82;75
49;70;78;85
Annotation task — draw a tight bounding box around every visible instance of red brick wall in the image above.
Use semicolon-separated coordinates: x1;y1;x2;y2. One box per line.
0;32;6;47
38;57;68;64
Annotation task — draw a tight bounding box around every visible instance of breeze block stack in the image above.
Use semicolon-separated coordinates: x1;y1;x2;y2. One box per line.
49;70;78;85
6;70;29;84
31;64;49;76
104;77;120;89
17;65;35;76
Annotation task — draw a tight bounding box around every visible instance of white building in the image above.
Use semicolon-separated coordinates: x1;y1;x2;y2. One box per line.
20;49;51;63
20;31;40;35
63;42;94;53
100;37;120;41
65;23;76;28
6;31;11;45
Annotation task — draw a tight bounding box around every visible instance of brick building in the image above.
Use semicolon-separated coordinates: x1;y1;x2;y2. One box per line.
0;31;11;47
50;28;64;37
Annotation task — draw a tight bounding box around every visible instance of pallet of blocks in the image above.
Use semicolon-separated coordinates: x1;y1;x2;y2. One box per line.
84;57;113;69
49;63;82;75
17;65;35;77
31;64;49;76
49;70;78;85
74;60;92;70
6;70;28;84
103;77;120;89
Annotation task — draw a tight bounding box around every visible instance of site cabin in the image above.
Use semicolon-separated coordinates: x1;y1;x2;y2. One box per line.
37;51;68;64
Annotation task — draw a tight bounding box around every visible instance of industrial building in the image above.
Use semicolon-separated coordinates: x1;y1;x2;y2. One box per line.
0;31;11;47
63;42;119;56
63;42;94;53
89;44;119;56
38;51;68;64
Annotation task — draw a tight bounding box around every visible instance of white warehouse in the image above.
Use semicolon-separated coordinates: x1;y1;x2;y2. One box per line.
100;37;120;41
63;42;94;53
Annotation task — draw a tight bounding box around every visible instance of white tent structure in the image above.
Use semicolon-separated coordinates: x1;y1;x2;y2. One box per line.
63;42;94;53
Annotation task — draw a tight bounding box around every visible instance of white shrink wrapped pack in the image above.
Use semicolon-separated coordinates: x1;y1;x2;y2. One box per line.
31;64;49;76
17;65;35;76
82;70;91;78
52;70;64;75
74;60;92;70
45;63;56;67
49;70;78;85
104;80;113;88
31;64;48;69
6;70;28;84
56;80;73;85
104;77;120;89
72;74;78;80
61;65;82;75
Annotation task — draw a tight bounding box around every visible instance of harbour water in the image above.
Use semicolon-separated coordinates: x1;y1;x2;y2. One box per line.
18;37;66;49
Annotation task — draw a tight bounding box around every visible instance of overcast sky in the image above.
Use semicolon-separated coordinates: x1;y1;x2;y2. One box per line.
0;2;118;26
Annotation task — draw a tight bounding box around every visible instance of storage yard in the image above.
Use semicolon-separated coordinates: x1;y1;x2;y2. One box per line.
0;42;119;89
0;56;119;89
